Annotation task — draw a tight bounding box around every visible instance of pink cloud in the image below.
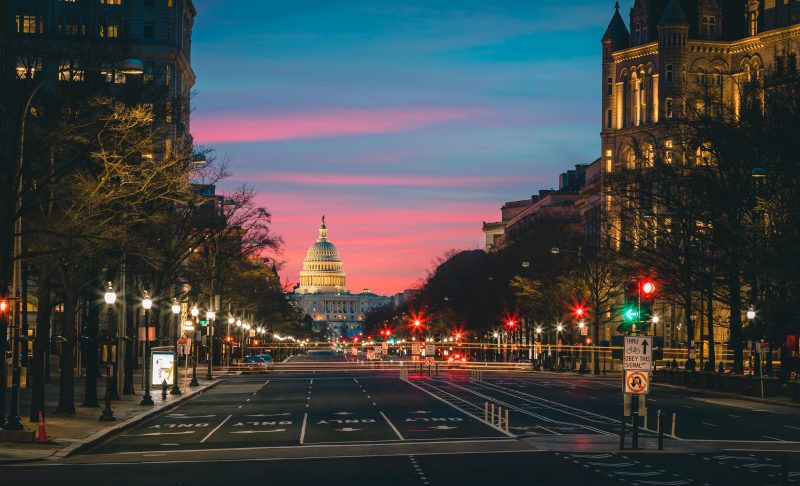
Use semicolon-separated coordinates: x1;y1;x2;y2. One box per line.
231;171;545;189
192;107;486;144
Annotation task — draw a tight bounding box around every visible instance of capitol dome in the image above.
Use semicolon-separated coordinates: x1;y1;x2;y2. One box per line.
297;216;347;294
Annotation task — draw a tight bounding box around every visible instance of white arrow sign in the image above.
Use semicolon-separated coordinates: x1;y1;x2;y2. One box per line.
336;427;361;432
230;429;286;434
429;425;457;430
411;410;431;414
333;412;354;416
135;431;196;437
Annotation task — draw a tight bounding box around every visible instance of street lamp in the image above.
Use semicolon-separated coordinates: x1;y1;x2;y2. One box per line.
100;282;117;422
206;310;215;379
170;301;182;395
747;306;756;321
140;292;154;405
189;305;200;387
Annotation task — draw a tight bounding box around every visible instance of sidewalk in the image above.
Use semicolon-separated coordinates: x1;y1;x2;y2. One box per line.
0;370;225;464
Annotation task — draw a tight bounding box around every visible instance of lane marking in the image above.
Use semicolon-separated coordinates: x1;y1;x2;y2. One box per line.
404;380;514;438
763;436;786;442
300;412;308;445
701;422;718;427
200;414;232;443
310;379;313;386
381;411;405;441
784;425;800;431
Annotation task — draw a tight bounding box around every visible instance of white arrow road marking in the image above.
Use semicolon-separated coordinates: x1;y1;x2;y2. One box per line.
332;412;353;416
230;429;286;434
429;425;457;430
410;410;431;414
245;413;291;417
135;431;196;437
167;414;216;419
336;427;361;432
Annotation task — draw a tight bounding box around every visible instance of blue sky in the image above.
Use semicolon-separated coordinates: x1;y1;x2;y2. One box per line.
190;0;627;294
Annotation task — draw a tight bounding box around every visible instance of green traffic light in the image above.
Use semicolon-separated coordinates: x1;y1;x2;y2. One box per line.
623;307;639;322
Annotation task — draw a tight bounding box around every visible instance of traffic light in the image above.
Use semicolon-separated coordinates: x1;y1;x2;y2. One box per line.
639;279;656;325
0;286;9;319
622;279;639;327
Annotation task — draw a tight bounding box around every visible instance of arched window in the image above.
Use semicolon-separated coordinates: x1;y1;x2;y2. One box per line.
641;143;654;167
696;67;706;86
622;146;636;170
695;144;714;166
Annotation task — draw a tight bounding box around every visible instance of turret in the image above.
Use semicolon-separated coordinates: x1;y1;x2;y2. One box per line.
657;0;689;121
602;3;629;137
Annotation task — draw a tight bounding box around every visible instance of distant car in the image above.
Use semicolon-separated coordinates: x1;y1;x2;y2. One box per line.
243;356;267;369
515;358;533;370
257;354;274;369
447;354;467;367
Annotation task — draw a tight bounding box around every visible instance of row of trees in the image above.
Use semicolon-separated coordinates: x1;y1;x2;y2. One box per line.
366;73;800;377
0;50;304;423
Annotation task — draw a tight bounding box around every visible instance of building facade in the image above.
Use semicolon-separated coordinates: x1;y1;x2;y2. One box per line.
600;0;800;346
292;217;392;339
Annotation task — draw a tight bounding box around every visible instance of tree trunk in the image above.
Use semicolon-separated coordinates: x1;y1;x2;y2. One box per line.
728;267;744;374
684;292;695;370
29;269;52;421
55;290;77;414
706;288;715;369
81;297;100;407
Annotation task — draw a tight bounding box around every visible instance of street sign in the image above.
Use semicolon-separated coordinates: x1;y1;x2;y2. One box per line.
426;344;435;356
580;326;588;336
198;319;208;326
411;343;421;355
624;370;649;394
623;336;653;370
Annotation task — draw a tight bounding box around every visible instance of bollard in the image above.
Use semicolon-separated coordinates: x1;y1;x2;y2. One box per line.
643;411;648;431
631;395;639;450
485;402;489;423
162;380;168;400
657;410;664;451
619;416;626;451
671;412;677;437
505;408;509;433
497;407;502;428
491;403;496;426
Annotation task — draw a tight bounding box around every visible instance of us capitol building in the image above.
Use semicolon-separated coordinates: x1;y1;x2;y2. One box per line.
292;217;392;338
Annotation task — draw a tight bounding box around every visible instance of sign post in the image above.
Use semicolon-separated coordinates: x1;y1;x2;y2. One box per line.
622;336;653;450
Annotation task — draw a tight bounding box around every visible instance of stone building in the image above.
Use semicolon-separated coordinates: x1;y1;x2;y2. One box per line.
600;0;800;345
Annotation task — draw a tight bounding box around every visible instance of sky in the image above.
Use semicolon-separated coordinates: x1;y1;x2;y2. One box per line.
191;0;625;295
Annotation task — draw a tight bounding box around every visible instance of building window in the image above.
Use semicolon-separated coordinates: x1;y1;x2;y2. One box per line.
58;12;85;36
789;53;798;75
16;14;42;34
168;0;173;6
143;20;155;39
701;16;716;40
666;64;673;84
100;15;121;37
58;59;84;82
665;97;673;118
606;109;613;129
100;0;122;4
165;64;173;87
607;77;613;96
749;11;758;36
16;57;42;79
641;144;654;167
634;23;641;44
665;140;673;164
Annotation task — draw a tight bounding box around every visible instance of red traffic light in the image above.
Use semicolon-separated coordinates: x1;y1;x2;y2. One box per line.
0;299;8;313
506;320;516;327
641;280;656;295
413;320;421;327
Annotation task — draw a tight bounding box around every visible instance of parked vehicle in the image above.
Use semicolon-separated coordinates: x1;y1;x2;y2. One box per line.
243;355;268;369
258;354;274;369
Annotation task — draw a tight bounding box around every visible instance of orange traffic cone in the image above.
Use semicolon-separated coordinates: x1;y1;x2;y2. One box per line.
38;411;50;444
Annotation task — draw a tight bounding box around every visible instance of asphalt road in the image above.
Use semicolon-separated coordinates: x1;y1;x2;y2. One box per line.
5;366;800;485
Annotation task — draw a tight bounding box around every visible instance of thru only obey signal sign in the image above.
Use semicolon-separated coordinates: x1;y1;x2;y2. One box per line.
623;336;653;370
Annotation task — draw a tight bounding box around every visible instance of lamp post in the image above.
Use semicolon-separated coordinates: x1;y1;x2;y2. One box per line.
100;284;117;421
190;305;200;387
227;316;235;368
170;301;182;395
140;292;154;405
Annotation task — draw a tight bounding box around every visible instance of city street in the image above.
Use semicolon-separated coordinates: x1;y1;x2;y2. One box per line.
3;367;800;485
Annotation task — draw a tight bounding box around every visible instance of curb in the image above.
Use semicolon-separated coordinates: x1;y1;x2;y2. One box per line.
652;382;800;410
46;379;223;461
